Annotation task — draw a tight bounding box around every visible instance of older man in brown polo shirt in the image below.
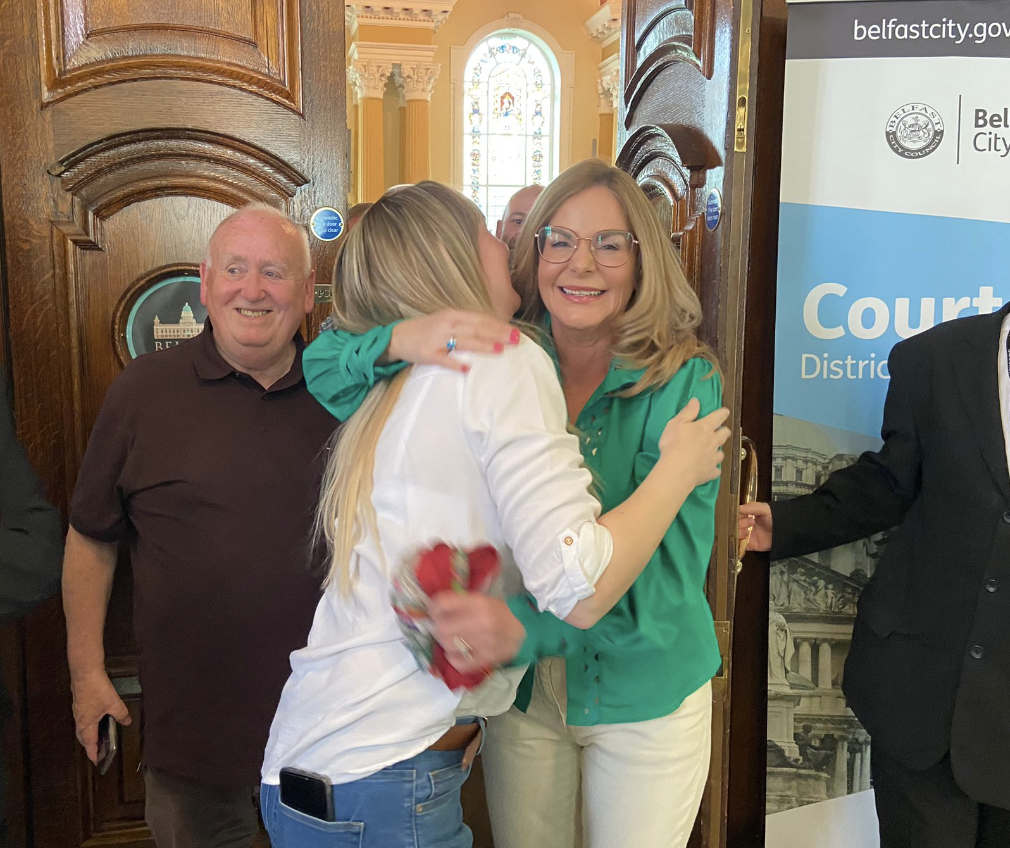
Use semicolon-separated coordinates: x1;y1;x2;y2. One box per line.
62;205;337;848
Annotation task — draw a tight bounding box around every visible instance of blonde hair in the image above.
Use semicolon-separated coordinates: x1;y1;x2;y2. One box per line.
316;183;496;593
510;159;716;394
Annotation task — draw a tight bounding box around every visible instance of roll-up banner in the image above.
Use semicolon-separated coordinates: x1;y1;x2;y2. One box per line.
767;1;1010;843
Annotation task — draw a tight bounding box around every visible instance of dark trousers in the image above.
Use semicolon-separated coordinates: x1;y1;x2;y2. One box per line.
143;766;260;848
872;747;1010;848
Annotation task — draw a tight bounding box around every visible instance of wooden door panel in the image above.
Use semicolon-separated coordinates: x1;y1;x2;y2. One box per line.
41;0;302;109
83;0;255;34
0;0;345;843
624;0;717;103
51;82;304;164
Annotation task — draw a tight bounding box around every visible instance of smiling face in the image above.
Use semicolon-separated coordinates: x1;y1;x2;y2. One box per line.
199;209;314;380
536;185;637;341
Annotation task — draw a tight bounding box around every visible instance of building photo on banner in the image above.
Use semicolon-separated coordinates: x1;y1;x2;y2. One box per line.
765;0;1010;845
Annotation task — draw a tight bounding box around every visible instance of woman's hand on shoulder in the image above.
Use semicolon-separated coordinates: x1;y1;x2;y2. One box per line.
657;397;731;487
387;309;519;374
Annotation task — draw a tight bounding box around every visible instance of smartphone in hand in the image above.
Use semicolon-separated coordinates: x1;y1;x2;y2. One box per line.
96;714;118;776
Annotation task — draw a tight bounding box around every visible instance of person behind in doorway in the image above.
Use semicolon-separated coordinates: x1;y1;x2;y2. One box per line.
344;202;372;231
740;301;1010;848
259;181;729;848
0;374;63;848
496;184;544;250
62;204;337;848
295;159;725;848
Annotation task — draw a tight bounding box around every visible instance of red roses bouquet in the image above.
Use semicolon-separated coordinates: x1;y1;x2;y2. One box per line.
391;542;500;691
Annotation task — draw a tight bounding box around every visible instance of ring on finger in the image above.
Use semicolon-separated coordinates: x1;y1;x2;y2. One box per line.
452;635;473;660
446;336;458;353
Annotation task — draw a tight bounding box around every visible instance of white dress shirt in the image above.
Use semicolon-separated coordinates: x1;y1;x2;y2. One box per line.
1000;313;1010;476
261;337;614;785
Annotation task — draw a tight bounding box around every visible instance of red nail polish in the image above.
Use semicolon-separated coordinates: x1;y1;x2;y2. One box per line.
493;342;504;353
462;365;471;374
509;328;520;345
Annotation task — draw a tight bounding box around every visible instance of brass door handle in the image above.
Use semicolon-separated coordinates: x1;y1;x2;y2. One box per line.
736;436;758;571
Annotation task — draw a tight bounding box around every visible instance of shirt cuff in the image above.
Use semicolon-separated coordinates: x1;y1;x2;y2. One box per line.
303;322;407;420
544;523;613;620
505;595;572;668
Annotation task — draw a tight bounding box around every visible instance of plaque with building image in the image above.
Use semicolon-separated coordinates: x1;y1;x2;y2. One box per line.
113;265;207;365
766;415;889;815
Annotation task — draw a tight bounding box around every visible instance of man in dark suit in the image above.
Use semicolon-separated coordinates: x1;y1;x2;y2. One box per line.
742;303;1010;848
0;374;63;846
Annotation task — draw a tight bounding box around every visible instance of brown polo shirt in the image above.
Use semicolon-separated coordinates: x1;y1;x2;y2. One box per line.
70;323;337;787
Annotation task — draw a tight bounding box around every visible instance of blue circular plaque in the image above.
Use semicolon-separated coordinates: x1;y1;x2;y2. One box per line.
705;189;722;232
310;207;345;242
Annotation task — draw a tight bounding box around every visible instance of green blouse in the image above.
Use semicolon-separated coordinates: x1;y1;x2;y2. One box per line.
302;325;722;725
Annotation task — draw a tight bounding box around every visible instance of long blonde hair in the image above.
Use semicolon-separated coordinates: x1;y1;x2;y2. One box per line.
316;183;496;593
510;159;716;394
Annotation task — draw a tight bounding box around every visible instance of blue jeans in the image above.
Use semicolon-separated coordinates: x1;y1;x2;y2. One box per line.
261;748;473;848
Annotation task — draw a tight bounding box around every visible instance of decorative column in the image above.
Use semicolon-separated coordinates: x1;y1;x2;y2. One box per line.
596;57;620;164
798;639;813;681
597;79;616;164
349;88;361;203
587;2;622;163
396;78;407;185
349;60;392;202
852;745;863;792
859;742;872;791
346;3;456;192
398;62;440;183
833;737;849;796
818;640;833;689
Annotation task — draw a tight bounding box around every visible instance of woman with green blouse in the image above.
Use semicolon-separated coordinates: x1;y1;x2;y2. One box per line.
302;160;722;848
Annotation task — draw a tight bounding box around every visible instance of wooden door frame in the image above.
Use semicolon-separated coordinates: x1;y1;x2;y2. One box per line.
726;0;789;845
704;0;764;841
0;159;9;371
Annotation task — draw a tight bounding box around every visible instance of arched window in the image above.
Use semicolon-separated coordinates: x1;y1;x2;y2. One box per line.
462;31;559;225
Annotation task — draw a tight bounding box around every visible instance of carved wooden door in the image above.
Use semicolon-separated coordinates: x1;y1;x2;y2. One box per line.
0;1;346;844
616;1;765;846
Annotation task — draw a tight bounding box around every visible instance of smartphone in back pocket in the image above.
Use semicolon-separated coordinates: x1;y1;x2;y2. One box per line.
279;767;335;822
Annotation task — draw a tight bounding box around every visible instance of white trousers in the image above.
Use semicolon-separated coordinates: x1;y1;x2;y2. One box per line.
483;658;712;848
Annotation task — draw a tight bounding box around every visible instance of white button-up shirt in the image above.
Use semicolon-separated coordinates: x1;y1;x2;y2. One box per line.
262;337;614;785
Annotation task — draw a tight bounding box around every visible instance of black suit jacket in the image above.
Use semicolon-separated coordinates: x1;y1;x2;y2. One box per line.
771;302;1010;808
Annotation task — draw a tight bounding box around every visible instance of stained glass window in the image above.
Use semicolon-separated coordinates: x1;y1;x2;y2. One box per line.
463;32;557;226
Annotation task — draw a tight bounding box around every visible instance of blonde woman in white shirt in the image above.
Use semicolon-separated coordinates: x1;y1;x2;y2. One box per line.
259;182;729;848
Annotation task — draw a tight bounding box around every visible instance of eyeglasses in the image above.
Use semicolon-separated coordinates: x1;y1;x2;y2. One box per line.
535;226;638;268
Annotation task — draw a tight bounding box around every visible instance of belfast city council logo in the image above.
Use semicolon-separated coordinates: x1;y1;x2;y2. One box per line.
885;103;944;159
